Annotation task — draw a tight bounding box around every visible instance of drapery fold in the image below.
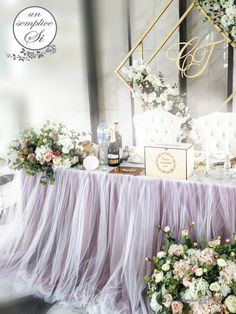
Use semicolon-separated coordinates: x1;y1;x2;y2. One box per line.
0;169;236;313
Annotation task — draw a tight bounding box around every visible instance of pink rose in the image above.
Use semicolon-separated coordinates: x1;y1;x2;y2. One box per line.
206;258;213;265
49;131;57;138
27;153;36;161
44;152;53;162
182;277;192;287
192;265;198;273
174;249;182;256
21;142;27;149
171;301;183;314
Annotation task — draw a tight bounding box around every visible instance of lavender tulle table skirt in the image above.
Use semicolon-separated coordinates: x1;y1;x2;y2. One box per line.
0;169;236;313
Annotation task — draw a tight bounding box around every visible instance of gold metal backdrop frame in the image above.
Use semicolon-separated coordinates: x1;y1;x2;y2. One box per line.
115;0;236;110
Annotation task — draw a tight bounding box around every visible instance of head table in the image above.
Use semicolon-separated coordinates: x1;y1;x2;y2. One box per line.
0;168;236;313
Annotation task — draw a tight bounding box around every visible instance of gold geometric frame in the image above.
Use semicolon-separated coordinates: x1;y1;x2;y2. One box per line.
115;0;236;110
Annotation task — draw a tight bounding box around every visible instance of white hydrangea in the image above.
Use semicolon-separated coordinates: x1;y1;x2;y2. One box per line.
183;278;210;303
58;135;74;152
150;293;162;313
220;282;231;297
35;145;50;165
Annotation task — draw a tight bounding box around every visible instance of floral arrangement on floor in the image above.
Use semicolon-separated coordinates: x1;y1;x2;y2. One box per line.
196;0;236;44
145;224;236;314
8;121;92;184
123;60;193;141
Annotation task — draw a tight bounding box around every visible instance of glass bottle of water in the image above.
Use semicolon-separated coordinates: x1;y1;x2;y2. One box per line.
97;121;109;165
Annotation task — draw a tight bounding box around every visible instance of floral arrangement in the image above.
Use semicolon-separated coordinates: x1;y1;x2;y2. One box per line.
8;121;91;184
196;0;236;43
145;224;236;314
123;60;193;141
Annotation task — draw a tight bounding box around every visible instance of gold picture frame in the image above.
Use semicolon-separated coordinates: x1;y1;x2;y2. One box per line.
115;0;236;110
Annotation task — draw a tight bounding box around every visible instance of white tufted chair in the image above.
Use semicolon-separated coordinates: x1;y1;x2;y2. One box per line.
195;112;236;155
133;109;182;146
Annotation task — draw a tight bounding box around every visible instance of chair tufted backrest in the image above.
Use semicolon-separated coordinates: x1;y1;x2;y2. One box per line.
195;112;236;155
133;109;182;146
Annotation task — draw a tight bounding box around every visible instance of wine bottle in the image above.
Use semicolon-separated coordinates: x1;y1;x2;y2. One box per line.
114;122;122;148
108;128;120;167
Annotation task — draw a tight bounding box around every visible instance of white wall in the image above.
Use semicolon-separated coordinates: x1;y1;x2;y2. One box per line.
0;0;90;156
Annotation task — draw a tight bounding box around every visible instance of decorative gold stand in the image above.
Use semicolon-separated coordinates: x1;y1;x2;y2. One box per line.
115;0;236;110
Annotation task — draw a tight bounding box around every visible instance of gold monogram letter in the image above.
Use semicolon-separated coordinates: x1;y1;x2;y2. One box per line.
166;36;224;79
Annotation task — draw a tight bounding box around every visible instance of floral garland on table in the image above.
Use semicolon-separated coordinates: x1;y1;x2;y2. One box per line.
8;121;92;184
196;0;236;44
145;224;236;314
123;60;193;141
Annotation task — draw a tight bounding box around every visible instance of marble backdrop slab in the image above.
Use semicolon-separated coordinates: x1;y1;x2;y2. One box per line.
95;0;235;145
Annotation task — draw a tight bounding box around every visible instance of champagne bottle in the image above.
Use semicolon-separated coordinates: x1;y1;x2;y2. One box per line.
108;128;120;167
114;122;122;148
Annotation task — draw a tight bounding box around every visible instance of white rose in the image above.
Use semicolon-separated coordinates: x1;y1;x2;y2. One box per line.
150;293;162;313
169;244;184;256
225;295;236;313
157;251;166;259
160;93;167;102
162;263;170;272
217;258;227;267
62;147;70;154
209;282;221;292
148;92;156;103
162;294;173;308
71;156;79;165
165;101;173;111
154;271;164;283
178;102;185;111
53;156;62;165
164;226;170;233
181;230;189;237
195;268;203;276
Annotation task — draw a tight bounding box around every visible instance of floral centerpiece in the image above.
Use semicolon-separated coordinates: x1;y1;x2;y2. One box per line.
145;224;236;313
8;121;91;184
196;0;236;44
123;60;193;141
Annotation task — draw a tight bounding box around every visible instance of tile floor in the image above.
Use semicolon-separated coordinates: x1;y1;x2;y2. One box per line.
0;288;87;314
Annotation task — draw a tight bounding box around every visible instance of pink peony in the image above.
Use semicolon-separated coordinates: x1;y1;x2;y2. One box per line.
44;152;53;163
27;153;36;161
171;301;183;314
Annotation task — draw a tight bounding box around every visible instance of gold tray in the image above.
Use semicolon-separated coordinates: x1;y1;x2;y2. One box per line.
109;166;145;176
